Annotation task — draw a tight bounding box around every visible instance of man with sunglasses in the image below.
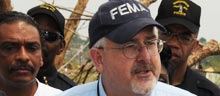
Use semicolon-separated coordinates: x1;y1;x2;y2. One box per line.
156;0;220;96
59;0;196;96
27;3;76;91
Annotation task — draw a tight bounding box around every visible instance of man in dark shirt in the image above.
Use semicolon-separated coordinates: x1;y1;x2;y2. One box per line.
156;0;220;96
27;3;76;90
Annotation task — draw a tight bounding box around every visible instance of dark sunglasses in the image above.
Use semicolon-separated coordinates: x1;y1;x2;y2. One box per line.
40;30;64;42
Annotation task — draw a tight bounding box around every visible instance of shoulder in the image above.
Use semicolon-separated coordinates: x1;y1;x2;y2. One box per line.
58;81;98;96
57;72;76;86
187;68;220;93
152;82;196;96
35;80;63;96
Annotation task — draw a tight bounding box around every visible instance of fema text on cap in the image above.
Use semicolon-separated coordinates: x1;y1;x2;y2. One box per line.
110;3;148;20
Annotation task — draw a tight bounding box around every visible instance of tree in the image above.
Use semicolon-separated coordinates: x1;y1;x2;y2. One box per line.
139;0;156;7
187;39;220;69
0;0;12;12
55;0;89;68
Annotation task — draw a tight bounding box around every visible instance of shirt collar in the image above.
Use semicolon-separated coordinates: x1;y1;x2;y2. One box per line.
98;76;106;96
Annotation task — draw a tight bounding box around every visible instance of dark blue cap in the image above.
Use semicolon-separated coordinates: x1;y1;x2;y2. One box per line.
89;0;166;48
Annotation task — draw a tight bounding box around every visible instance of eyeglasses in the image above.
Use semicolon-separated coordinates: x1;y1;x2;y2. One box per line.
159;32;196;45
98;39;164;59
40;30;63;42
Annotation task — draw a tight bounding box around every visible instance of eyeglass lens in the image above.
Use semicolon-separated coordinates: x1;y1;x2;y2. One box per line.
41;31;63;42
122;39;163;59
159;32;194;44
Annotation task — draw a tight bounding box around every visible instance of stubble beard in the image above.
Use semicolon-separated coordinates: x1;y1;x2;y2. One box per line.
131;77;157;96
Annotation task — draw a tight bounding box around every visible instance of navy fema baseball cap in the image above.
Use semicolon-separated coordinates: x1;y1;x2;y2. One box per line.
89;0;166;48
27;3;65;36
156;0;201;33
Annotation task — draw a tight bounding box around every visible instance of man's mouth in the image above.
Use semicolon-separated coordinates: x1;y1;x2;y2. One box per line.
132;66;154;79
133;69;151;74
171;53;180;59
14;67;31;73
172;54;177;57
135;70;152;79
9;64;35;74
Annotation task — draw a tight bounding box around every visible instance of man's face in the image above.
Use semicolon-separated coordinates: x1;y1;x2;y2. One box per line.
34;15;64;67
0;21;42;87
159;24;198;68
92;27;161;95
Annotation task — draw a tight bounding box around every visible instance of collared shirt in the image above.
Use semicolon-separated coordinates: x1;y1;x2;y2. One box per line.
58;77;196;96
35;79;63;96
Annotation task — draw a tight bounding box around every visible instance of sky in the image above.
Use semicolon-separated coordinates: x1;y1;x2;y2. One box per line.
11;0;220;41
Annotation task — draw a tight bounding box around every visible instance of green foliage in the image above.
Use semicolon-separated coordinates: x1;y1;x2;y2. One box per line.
199;55;220;87
201;55;220;71
198;37;220;71
199;37;207;44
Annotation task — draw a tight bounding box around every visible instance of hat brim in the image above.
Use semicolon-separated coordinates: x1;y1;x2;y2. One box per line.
28;9;64;36
106;18;166;44
157;17;199;33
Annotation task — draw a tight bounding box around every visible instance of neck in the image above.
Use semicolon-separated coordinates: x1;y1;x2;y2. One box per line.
38;64;57;76
0;79;38;96
172;63;187;86
37;65;57;85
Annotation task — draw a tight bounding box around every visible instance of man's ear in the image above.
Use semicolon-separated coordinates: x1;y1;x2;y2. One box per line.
57;40;66;55
192;40;199;52
90;48;104;73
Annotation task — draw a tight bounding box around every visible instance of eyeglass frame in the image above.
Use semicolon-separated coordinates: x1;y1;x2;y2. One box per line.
40;30;64;42
159;31;196;45
97;39;164;59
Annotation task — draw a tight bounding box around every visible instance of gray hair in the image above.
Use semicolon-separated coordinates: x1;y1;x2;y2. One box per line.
93;37;107;48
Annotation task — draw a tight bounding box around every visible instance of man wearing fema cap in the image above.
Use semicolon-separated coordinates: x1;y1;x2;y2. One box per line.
156;0;220;96
27;3;76;91
58;0;195;96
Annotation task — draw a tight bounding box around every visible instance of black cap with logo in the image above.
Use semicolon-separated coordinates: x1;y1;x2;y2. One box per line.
27;3;65;36
156;0;201;33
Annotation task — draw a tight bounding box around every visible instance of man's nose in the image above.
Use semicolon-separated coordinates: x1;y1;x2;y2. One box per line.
136;46;151;61
16;46;30;62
